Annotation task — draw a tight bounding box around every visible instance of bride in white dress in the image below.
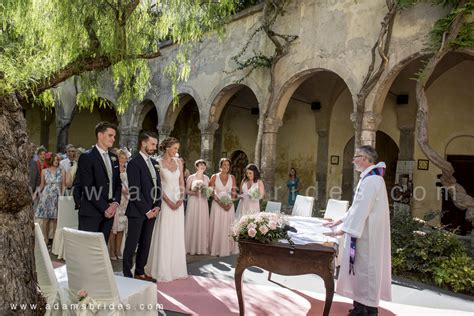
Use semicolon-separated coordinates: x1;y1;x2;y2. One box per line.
145;137;188;282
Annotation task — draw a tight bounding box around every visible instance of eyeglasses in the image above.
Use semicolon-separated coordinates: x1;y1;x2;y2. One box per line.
352;155;364;159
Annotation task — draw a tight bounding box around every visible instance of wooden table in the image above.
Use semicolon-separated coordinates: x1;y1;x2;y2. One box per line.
234;240;337;316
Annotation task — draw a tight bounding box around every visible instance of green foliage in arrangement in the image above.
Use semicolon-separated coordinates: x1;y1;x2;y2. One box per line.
391;209;474;295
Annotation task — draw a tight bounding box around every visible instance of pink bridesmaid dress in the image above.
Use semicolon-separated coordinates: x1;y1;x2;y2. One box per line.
209;173;238;256
184;174;210;255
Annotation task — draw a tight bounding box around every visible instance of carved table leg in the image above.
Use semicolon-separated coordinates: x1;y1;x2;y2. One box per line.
322;271;335;316
234;257;249;316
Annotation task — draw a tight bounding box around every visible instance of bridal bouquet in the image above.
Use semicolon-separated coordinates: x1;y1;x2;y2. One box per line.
218;192;233;209
232;212;290;243
201;186;214;199
248;186;261;200
191;180;205;192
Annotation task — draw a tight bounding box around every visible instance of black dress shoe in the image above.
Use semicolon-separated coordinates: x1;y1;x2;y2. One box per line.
348;302;368;316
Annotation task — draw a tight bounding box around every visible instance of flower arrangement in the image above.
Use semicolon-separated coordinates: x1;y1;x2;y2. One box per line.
192;180;213;199
201;186;214;199
232;212;290;243
191;180;205;192
248;186;261;200
218;192;233;208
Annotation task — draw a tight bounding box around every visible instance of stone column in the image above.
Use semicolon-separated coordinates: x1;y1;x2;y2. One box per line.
361;111;382;147
398;127;415;160
118;126;141;153
40;109;54;150
157;124;173;145
56;117;73;153
261;117;283;201
198;122;219;172
351;111;382;187
315;129;329;212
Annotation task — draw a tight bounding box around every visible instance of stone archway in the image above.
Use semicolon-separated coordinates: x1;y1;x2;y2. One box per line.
271;69;352;209
341;132;399;202
169;97;201;165
140;100;159;134
68;97;118;149
210;84;259;171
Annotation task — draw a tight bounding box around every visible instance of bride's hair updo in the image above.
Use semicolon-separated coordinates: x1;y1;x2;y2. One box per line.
159;137;180;153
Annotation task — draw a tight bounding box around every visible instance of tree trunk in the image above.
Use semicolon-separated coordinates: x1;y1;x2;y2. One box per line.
415;1;474;220
0;95;45;314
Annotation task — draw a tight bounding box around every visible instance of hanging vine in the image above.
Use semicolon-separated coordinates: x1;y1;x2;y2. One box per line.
227;0;298;169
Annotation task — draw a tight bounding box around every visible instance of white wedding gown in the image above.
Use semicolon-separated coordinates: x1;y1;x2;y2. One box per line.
145;158;188;282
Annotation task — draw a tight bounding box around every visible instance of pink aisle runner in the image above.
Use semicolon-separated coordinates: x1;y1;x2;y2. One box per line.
157;276;470;316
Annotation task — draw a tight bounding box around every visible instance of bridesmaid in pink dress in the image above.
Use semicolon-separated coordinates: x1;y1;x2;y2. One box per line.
239;163;265;216
184;159;210;255
209;158;238;256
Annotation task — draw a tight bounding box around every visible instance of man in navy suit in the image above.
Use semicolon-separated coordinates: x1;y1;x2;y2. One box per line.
123;131;161;280
77;121;121;242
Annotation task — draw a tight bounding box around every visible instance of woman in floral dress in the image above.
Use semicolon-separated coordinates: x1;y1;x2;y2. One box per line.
35;153;65;244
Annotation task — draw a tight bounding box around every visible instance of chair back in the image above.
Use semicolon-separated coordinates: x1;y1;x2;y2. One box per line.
324;199;349;222
34;223;59;300
291;195;314;217
62;228;120;301
52;196;78;258
265;201;282;213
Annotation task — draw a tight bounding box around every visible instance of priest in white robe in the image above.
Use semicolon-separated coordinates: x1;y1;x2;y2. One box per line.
325;145;391;316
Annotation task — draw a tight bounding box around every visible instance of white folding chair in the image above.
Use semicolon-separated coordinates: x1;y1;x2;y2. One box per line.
52;196;78;259
62;228;156;315
34;223;68;315
323;199;349;222
291;195;314;217
265;201;282;213
322;199;349;272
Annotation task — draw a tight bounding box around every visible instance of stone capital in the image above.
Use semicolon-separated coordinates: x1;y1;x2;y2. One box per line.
350;112;358;129
263;117;283;134
399;126;415;135
157;124;173;136
362;111;382;131
198;122;219;135
119;126;141;135
316;129;328;138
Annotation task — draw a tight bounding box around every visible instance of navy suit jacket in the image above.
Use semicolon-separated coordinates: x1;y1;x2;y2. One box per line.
126;154;162;218
77;146;122;217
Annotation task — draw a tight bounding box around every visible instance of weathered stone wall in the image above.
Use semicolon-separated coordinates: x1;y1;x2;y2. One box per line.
25;1;473;218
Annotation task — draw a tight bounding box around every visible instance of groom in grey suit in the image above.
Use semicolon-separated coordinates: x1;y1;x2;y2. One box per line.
123;131;161;280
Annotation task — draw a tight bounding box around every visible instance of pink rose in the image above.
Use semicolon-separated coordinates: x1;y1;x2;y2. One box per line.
232;225;241;236
259;225;269;235
247;223;257;230
78;289;88;299
248;228;257;238
268;220;277;230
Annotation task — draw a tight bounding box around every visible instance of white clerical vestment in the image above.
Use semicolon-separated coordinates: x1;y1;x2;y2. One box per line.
336;162;392;307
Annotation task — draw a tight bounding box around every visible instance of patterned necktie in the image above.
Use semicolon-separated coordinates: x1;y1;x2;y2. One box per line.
147;158;157;187
103;152;113;199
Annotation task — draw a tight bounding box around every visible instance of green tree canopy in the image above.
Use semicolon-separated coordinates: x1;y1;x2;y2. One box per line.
0;0;236;111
